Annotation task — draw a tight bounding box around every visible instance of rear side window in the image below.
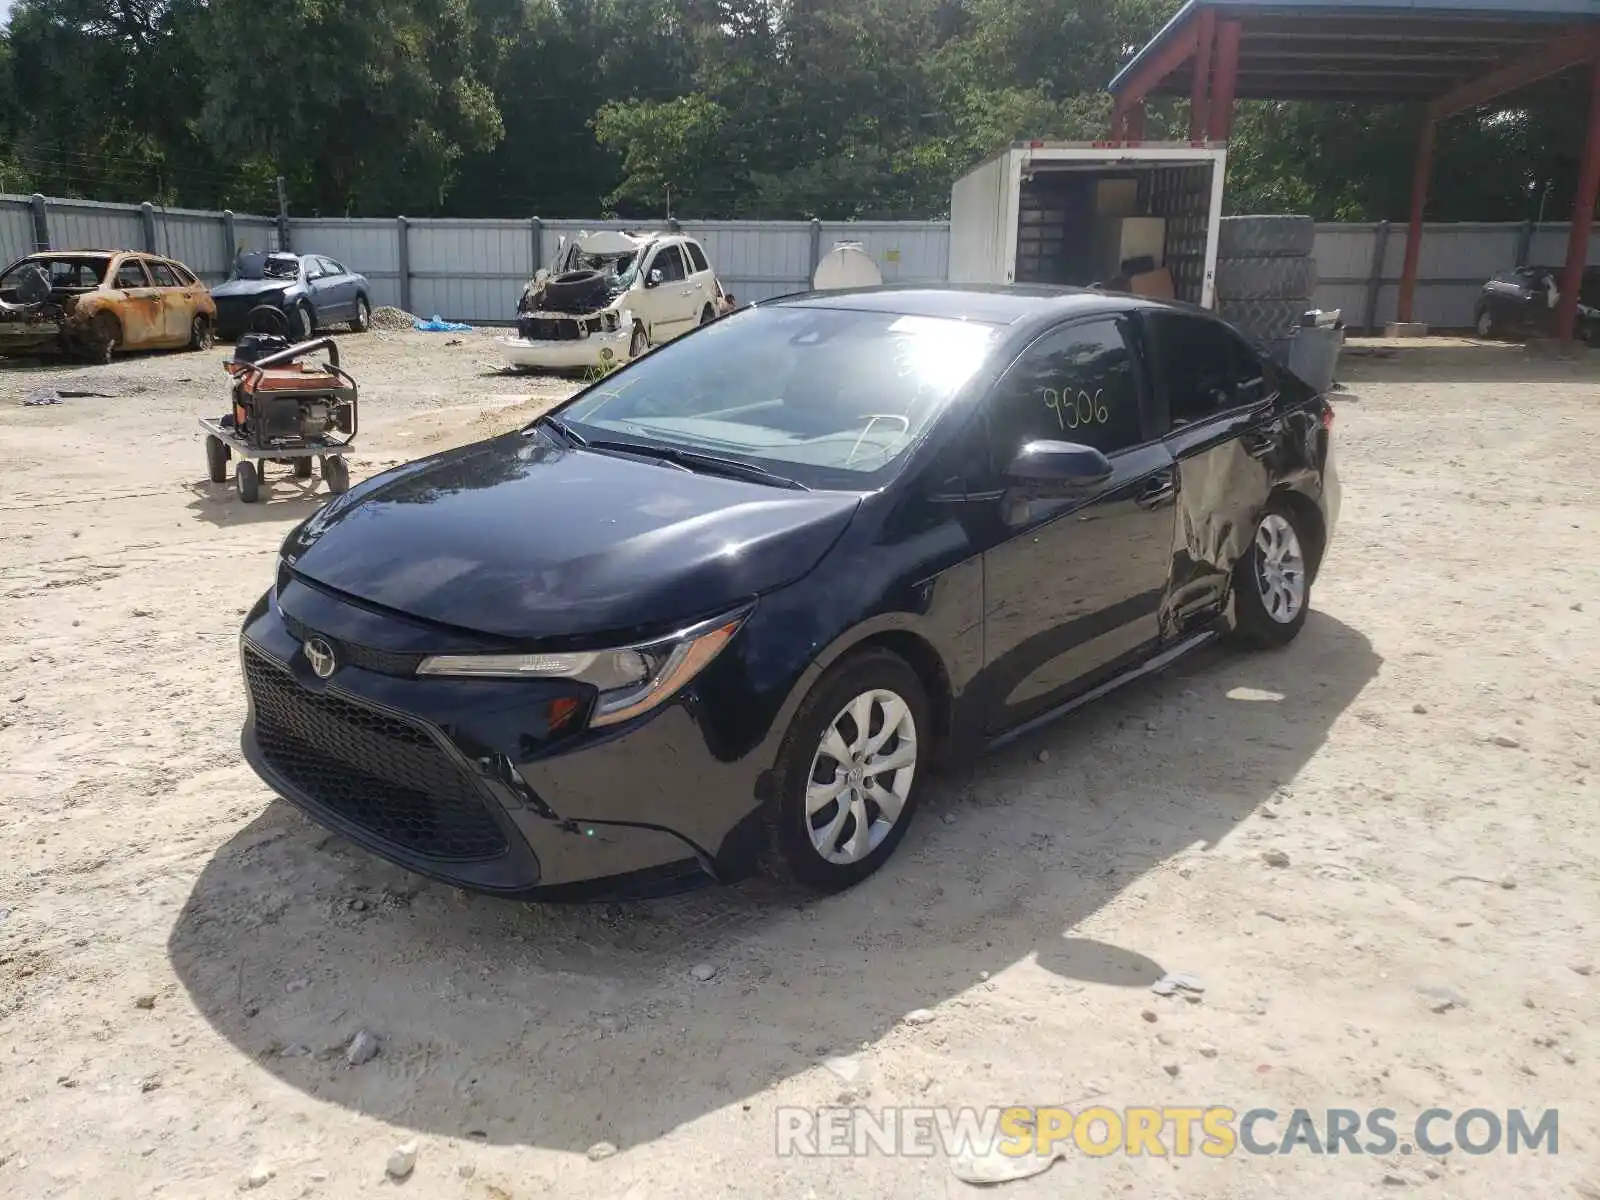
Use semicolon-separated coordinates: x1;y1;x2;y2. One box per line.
147;262;179;288
114;260;149;289
1144;312;1267;429
684;241;710;273
986;317;1145;461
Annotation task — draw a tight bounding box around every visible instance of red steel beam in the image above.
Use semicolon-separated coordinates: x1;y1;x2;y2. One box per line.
1190;8;1217;141
1557;57;1600;344
1398;119;1437;324
1429;26;1600;120
1111;18;1202;110
1208;19;1243;142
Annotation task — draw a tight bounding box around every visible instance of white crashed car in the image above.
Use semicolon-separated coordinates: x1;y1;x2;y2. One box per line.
501;230;727;371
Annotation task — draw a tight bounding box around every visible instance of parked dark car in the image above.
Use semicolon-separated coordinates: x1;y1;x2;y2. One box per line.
239;285;1339;899
1474;265;1600;342
211;252;372;341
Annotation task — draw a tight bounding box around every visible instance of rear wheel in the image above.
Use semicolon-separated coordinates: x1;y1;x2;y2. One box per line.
235;460;260;504
1228;505;1312;649
205;435;229;483
293;457;313;480
770;649;929;891
699;303;715;326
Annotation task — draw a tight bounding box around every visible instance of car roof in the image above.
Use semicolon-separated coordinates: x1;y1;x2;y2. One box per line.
769;284;1166;327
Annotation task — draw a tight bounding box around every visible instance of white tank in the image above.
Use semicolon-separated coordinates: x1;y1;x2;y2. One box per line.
813;242;883;290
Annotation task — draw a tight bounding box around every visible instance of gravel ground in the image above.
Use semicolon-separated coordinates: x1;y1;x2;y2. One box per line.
1;332;1597;1199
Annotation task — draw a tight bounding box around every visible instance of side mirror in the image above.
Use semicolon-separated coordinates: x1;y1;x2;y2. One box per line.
1005;440;1113;491
646;268;663;288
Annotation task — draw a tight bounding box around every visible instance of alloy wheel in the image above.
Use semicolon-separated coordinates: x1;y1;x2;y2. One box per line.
805;689;918;865
1254;513;1306;625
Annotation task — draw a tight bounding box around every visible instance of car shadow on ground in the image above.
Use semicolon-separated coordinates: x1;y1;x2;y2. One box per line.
168;611;1379;1153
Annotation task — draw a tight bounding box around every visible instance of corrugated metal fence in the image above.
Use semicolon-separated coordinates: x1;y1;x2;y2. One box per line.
4;192;1596;330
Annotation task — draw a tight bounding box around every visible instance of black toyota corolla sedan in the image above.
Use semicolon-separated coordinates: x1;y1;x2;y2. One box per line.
240;285;1339;898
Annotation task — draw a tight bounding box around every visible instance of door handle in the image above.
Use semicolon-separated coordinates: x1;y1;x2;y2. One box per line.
1136;478;1176;510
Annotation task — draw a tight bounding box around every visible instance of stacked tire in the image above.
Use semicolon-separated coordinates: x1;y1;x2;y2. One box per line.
1215;216;1318;345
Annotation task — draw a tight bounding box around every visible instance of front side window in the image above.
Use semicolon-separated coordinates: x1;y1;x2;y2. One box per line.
557;305;997;487
147;262;179;288
1144;311;1266;429
170;263;197;286
320;258;345;276
114;260;150;289
985;318;1145;466
650;245;687;284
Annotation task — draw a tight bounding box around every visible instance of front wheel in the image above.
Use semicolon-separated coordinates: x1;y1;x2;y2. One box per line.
1228;506;1312;649
1475;306;1496;340
235;459;260;504
770;649;930;891
292;303;314;342
324;456;350;495
628;324;649;359
205;435;229;483
350;296;371;333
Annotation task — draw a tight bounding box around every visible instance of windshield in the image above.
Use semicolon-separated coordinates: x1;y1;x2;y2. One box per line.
233;252;300;282
557;305;997;487
2;256;109;290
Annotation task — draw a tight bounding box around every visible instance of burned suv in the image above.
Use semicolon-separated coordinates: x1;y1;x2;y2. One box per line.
500;230;727;372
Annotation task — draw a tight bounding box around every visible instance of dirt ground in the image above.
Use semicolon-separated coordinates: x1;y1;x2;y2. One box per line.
1;328;1597;1199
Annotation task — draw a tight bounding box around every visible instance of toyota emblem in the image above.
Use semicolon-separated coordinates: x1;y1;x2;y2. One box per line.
303;636;338;679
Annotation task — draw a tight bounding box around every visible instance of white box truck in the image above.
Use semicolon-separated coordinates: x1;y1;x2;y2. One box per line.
948;141;1228;309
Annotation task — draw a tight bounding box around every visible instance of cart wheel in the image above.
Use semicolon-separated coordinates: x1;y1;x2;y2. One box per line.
236;460;260;503
205;435;229;483
293;457;313;480
325;457;350;495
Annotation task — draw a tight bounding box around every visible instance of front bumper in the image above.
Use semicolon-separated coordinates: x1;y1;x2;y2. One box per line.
499;331;631;371
238;581;771;898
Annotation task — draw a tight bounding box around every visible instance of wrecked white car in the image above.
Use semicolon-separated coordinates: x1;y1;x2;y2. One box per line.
500;230;727;372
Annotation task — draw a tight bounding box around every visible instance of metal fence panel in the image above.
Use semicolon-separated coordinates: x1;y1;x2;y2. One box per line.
152;210;226;281
409;219;535;322
47;199;144;254
291;218;404;308
1529;227;1600;266
0;197;34;265
819;222;949;286
232;216;281;255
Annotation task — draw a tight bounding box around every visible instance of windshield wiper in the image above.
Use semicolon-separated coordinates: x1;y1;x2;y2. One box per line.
584;439;808;490
534;414;587;447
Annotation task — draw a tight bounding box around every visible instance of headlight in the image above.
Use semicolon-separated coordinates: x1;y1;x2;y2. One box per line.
600;309;620;332
414;608;748;728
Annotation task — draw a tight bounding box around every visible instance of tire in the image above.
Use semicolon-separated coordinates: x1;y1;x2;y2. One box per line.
628;324;649;359
699;303;715;326
1475;305;1497;340
1219;299;1310;343
291;302;314;342
235;460;260;504
293;457;313;480
205;435;229;483
189;314;214;351
1218;215;1317;259
324;456;350;495
350;296;371;333
768;649;931;891
542;270;609;310
87;313;119;364
1228;504;1312;649
1215;256;1317;302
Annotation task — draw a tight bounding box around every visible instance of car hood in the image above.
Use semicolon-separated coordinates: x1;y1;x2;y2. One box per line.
281;431;862;642
211;278;297;299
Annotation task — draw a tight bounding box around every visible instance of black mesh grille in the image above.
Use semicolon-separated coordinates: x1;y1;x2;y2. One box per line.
244;647;508;861
280;612;423;678
517;315;585;341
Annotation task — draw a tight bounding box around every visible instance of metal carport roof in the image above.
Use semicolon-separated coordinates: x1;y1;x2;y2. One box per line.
1110;0;1600;103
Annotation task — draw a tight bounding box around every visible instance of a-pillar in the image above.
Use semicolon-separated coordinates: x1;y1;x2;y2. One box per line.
1557;56;1600;344
1397;118;1436;326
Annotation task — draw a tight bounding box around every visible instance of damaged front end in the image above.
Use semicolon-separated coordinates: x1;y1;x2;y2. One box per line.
500;232;642;372
0;263;65;358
